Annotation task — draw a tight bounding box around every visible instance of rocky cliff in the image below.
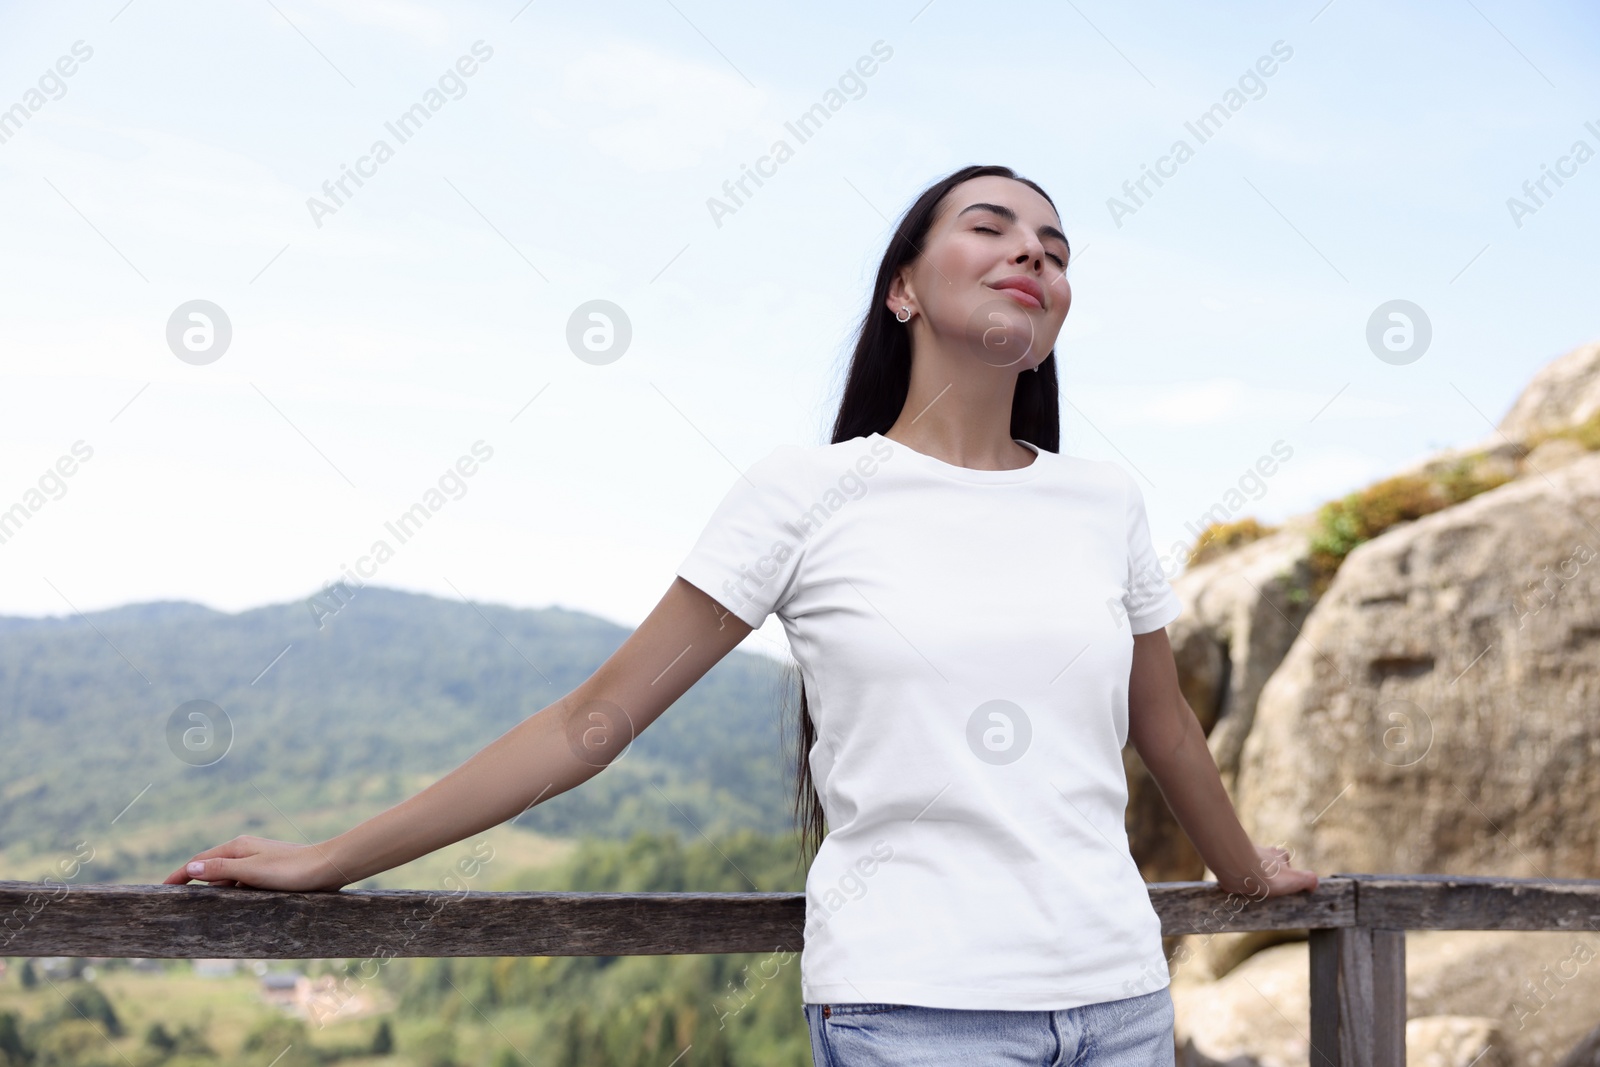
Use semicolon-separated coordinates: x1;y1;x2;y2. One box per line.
1134;339;1600;1066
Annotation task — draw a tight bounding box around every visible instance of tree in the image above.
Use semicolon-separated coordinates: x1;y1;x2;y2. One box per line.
50;982;123;1038
369;1018;394;1055
0;1011;29;1066
143;1020;177;1053
168;1022;216;1059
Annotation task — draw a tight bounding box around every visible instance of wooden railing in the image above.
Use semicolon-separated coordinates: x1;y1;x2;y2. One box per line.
5;872;1599;1066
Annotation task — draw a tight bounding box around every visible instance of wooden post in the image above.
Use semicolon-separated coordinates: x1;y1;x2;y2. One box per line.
1309;927;1338;1067
1309;926;1405;1067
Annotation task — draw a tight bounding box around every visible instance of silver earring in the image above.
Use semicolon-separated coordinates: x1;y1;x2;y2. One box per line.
896;306;911;323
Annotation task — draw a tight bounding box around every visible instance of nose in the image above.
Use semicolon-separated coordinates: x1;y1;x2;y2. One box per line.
1012;234;1047;270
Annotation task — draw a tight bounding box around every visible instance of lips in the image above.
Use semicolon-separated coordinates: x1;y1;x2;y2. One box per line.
990;275;1044;309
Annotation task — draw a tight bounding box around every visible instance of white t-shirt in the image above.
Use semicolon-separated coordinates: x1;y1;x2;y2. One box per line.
675;432;1183;1011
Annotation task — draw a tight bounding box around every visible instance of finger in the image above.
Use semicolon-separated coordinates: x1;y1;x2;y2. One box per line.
169;837;262;884
184;857;239;882
165;863;213;884
167;851;220;883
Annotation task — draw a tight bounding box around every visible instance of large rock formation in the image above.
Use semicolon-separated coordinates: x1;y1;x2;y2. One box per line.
1497;341;1600;444
1142;338;1600;1061
1171;521;1321;797
1233;449;1600;880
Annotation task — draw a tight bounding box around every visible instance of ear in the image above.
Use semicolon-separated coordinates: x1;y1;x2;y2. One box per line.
885;268;915;319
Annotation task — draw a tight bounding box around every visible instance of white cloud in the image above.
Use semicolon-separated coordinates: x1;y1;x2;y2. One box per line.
6;116;304;254
35;119;150;161
559;41;765;172
309;0;452;41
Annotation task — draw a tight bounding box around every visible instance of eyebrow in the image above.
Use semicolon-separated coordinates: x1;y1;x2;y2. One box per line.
955;202;1070;253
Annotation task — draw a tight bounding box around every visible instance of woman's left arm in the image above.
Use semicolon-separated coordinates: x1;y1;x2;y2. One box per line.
1126;627;1319;898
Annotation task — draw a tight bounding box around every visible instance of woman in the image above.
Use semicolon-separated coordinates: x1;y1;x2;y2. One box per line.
168;164;1319;1065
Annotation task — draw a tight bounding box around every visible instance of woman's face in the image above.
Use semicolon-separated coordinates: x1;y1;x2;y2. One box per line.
889;175;1071;371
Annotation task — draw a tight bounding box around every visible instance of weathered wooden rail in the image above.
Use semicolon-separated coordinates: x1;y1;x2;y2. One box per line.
5;872;1599;1066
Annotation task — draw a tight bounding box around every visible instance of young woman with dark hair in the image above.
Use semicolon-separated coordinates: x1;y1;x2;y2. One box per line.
168;164;1318;1066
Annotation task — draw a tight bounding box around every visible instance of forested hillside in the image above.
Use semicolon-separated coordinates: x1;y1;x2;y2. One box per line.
0;587;799;883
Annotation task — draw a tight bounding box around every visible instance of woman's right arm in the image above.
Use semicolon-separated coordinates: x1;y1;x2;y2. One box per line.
164;577;754;890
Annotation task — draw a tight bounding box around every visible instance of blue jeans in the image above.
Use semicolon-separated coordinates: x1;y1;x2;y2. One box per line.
803;987;1175;1066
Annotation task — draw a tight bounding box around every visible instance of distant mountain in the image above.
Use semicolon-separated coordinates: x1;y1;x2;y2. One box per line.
0;586;799;879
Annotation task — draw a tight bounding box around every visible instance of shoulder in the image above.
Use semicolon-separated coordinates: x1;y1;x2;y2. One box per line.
740;441;818;493
706;440;835;522
1052;451;1136;498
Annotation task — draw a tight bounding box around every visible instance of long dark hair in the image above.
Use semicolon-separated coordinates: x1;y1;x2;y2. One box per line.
787;164;1065;871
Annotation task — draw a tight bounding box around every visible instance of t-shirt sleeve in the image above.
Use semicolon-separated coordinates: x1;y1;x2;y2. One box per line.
1120;469;1183;634
676;446;807;630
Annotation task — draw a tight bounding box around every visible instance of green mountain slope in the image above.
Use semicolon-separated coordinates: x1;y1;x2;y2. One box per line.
0;587;802;880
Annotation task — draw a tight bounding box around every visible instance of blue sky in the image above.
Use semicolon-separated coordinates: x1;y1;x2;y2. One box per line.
2;0;1596;658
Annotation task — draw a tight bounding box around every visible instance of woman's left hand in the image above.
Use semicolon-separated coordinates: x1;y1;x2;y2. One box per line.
1223;843;1319;899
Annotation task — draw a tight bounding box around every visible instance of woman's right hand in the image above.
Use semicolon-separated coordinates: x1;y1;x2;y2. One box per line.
163;835;350;892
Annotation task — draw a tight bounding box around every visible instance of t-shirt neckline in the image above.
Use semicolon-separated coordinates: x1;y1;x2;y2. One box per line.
871;432;1047;484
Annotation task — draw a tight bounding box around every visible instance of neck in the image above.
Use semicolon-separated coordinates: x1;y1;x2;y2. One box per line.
883;328;1034;470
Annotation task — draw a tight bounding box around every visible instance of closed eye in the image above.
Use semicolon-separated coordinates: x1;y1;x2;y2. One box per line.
974;225;1066;269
